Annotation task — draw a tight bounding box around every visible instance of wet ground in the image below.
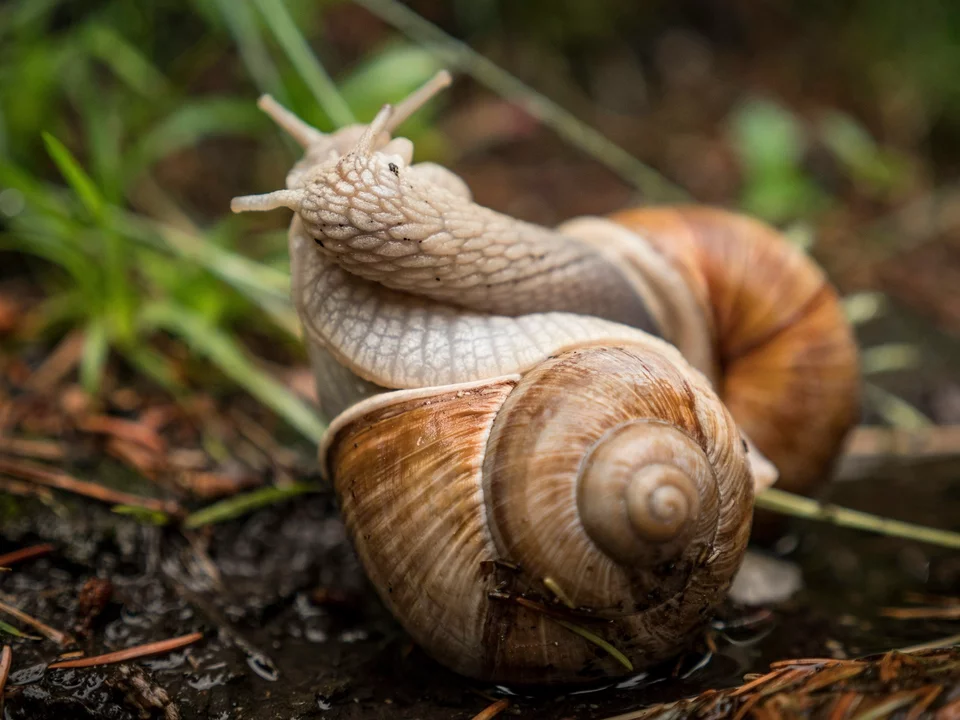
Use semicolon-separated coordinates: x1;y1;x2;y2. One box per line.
1;457;957;720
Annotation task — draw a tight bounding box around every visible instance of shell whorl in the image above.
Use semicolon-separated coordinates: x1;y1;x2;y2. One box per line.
609;206;861;496
481;344;750;613
322;342;753;682
578;421;705;562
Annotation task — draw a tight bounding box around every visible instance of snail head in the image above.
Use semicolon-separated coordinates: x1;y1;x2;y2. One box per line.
231;70;455;248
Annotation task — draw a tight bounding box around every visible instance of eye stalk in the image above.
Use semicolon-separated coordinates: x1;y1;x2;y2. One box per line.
230;188;304;214
256;95;326;148
384;69;451;134
351;104;396;157
228;106;399;216
231;70;453;215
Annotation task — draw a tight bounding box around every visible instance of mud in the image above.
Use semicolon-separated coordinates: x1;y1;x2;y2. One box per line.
0;460;957;719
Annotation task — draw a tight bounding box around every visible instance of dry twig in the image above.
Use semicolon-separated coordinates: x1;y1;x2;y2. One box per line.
0;600;73;646
0;436;66;461
22;330;85;391
469;698;511;720
0;457;183;517
0;477;54;503
0;544;55;569
47;632;204;669
77;415;166;454
881;606;960;620
0;645;11;710
0;645;11;686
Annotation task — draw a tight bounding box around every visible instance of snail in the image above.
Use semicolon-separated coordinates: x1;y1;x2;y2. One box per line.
230;72;859;682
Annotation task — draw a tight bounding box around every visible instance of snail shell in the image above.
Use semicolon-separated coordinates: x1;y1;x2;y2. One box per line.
229;73;858;682
321;343;752;683
567;207;861;496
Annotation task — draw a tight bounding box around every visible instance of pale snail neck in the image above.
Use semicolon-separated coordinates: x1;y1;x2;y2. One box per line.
289;216;710;401
293;151;660;333
294;157;717;382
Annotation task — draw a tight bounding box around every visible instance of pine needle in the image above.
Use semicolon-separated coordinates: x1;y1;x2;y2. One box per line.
469;698;512;720
0;543;55;568
47;632;203;669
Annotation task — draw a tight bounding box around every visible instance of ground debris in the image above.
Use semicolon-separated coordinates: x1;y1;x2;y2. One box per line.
48;632;204;669
75;577;114;635
604;648;960;720
105;664;180;720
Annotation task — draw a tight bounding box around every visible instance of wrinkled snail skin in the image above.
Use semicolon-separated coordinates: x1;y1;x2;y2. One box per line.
322;345;753;683
288;214;700;419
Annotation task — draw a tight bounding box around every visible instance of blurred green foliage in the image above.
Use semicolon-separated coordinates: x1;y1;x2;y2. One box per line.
0;0;955;434
0;0;445;431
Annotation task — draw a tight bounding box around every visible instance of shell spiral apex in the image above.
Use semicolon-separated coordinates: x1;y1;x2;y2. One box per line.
578;421;705;562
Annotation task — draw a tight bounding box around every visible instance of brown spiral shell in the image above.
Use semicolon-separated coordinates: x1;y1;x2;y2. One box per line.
610;206;861;496
321;342;753;684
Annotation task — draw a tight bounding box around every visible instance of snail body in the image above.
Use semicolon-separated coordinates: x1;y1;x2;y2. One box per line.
231;73;859;682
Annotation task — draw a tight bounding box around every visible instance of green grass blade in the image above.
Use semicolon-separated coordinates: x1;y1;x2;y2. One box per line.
118;345;184;394
0;619;41;640
861;343;922;375
252;0;355;127
756;488;960;549
141;302;324;442
113;211;291;300
552;619;633;672
76;80;124;203
210;0;285;97
353;0;688;201
42;132;105;222
80;318;109;393
0;161;74;218
112;505;171;526
0;0;62;42
864;383;932;429
0;102;7;159
183;483;322;529
1;229;99;294
112;210;300;337
843;291;887;324
127;98;266;177
83;23;173;98
43;132;133;338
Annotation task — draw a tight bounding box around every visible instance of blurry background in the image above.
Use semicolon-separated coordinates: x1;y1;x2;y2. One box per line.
1;3;959;718
2;0;960;432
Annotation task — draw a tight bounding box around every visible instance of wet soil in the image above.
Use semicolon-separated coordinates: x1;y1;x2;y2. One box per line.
1;460;957;720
